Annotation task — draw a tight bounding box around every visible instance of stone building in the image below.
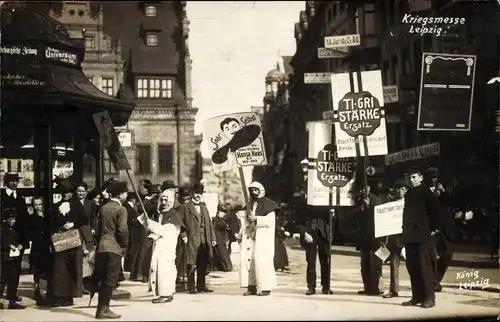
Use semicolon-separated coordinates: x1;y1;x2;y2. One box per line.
51;1;199;188
49;1;126;187
253;56;293;201
276;0;498;206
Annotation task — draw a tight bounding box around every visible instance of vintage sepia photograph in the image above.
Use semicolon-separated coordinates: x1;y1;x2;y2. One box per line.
0;0;499;321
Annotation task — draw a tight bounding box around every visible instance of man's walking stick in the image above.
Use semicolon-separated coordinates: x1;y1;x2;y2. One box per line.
183;242;188;291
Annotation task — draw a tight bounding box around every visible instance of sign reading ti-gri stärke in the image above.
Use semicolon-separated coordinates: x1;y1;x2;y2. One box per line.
329;71;388;158
204;112;267;173
306;121;355;207
418;53;476;131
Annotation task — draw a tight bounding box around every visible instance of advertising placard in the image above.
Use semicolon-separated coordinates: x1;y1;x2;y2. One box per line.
374;199;405;238
92;111;131;171
203;112;267;174
330;70;388;158
306;121;355;207
417;53;476;131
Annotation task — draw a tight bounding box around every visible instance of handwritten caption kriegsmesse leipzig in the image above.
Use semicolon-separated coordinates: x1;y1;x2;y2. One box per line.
401;14;466;37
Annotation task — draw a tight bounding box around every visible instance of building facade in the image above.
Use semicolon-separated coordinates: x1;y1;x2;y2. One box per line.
51;1;199;188
282;0;382;203
253;57;293;201
279;0;498;207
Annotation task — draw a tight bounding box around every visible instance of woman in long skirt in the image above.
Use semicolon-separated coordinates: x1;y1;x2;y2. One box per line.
28;197;51;302
211;205;233;272
274;216;290;272
45;180;84;307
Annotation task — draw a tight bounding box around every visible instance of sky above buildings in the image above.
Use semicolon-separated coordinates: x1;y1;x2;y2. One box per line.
187;1;304;138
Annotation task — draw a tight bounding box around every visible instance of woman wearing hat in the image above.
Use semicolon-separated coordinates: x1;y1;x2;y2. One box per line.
45;179;85;307
211;204;233;272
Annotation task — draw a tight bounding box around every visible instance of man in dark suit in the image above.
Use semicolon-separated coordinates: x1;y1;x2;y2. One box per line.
177;183;217;294
124;192;148;281
89;181;129;319
401;167;441;308
0;172;28;305
297;204;334;296
354;185;383;296
175;185;191;285
424;167;455;292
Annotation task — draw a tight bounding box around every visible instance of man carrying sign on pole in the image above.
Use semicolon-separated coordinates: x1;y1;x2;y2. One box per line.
302;122;356;296
203;112;274;296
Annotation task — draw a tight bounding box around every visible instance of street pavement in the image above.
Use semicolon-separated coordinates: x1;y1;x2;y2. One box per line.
1;246;498;321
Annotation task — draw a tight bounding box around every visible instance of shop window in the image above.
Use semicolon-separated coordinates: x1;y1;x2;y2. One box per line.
136;144;151;174
158;144;174;174
85;36;95;51
102;77;114;96
83;153;95;174
146;33;158;47
145;5;157;17
136;78;173;99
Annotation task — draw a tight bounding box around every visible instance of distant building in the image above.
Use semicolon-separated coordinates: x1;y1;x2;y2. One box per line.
252;56;293;201
52;1;199;187
201;158;245;207
49;1;125;187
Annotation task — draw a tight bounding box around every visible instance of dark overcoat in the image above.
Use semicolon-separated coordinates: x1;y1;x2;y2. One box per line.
177;201;216;266
401;185;441;244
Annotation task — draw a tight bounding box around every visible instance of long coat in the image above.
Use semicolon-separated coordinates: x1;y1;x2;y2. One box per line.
48;199;84;298
354;193;383;251
401;185;441;244
177;201;216;266
239;212;277;292
147;209;182;297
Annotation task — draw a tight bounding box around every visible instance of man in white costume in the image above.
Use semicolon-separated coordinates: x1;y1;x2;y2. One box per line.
239;181;277;296
142;189;184;304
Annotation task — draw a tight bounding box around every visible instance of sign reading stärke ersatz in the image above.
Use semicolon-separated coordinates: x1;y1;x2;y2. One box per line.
417;53;476;131
306;121;355;207
304;73;335;84
324;34;361;49
330;71;388;158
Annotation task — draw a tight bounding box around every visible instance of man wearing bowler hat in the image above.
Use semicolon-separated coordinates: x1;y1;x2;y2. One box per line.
160;180;179;209
401;167;441;308
0;172;29;304
177;183;217;294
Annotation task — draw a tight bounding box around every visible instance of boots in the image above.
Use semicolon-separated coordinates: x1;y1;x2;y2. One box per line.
95;286;121;319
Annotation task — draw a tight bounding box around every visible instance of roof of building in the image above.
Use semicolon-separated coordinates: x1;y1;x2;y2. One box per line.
266;68;284;80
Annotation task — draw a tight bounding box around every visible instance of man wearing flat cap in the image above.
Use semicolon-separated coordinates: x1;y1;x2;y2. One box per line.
424;167;455;292
401;167;441;308
177;183;217;294
0;173;29;307
89;181;129;319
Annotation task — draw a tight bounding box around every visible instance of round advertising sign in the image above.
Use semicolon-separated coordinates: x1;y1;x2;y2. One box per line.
337;91;382;137
316;144;356;188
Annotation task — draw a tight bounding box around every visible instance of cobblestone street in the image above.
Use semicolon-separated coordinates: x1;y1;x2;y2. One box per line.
2;246;498;321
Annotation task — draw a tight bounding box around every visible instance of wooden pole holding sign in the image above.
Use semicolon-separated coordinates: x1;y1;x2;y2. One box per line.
92;111;149;219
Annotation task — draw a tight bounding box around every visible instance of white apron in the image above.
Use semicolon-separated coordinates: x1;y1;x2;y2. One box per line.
147;217;180;297
239;211;276;292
